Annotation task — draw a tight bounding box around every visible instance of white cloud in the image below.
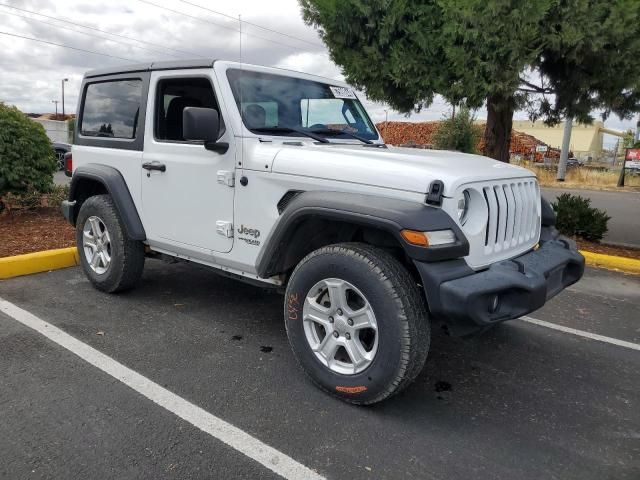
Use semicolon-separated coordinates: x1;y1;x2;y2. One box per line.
275;51;342;80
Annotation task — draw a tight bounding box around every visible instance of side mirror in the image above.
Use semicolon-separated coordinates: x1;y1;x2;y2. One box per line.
182;107;228;154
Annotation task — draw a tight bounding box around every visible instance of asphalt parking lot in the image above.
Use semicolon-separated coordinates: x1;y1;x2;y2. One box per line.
1;262;638;479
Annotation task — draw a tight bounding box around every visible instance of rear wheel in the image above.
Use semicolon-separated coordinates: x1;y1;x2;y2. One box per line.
284;243;430;405
54;149;66;170
76;195;145;293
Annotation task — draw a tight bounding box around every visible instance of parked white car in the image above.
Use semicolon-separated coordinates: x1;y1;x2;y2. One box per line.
62;60;584;404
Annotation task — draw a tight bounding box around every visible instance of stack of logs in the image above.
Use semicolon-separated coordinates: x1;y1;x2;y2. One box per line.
376;121;440;147
375;121;562;161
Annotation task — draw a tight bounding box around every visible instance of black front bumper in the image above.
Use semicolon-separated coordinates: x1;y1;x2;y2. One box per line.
414;227;585;335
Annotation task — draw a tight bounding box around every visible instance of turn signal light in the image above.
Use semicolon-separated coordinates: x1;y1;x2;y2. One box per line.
401;229;457;247
400;229;429;247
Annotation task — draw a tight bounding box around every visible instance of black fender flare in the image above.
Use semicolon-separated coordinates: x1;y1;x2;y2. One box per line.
66;164;146;240
255;191;468;278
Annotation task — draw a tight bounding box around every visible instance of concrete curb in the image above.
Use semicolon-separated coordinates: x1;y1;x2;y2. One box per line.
0;247;79;280
0;247;638;280
580;250;640;275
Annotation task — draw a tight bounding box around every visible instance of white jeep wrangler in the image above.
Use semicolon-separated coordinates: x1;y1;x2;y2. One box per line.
62;60;584;404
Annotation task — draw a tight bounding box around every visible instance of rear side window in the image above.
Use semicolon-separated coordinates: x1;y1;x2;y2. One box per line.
81;80;142;139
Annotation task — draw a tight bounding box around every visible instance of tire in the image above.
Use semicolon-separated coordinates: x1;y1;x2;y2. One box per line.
76;194;145;293
284;243;430;405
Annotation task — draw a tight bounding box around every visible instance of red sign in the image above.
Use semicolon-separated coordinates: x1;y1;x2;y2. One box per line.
625;148;640;160
625;148;640;169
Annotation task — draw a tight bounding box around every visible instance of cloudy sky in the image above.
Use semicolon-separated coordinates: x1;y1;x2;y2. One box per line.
0;0;635;148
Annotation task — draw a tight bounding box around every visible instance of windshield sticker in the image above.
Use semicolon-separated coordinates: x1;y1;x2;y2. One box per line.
329;86;357;99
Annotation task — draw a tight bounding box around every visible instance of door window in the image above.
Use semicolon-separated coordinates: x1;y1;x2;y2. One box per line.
154;77;221;142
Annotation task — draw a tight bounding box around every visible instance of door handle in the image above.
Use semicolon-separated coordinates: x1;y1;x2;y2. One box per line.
142;161;166;172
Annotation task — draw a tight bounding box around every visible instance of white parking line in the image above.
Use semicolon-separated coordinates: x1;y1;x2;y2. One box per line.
520;316;640;351
0;297;325;480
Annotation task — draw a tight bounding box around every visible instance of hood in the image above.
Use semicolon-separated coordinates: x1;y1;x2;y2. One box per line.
270;143;535;196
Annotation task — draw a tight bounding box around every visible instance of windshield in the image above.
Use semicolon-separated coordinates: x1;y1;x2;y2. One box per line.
226;69;379;141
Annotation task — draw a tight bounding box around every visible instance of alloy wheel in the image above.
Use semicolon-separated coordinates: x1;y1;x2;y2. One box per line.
82;215;112;275
302;278;378;375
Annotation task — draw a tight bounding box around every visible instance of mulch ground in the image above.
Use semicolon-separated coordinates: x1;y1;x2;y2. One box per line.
1;208;639;261
577;239;640;260
0;208;76;258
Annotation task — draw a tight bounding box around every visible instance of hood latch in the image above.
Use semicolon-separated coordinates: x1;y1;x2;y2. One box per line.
426;180;444;206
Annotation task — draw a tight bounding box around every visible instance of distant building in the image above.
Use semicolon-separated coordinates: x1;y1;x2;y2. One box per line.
27;113;74;144
511;120;605;161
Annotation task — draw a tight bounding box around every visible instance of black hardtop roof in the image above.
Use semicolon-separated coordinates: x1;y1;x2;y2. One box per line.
84;59;216;78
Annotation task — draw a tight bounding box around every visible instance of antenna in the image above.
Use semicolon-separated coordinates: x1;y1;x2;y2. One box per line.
239;14;244;170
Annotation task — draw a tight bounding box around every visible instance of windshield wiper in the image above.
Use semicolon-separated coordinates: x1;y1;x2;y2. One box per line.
307;128;374;145
251;126;329;143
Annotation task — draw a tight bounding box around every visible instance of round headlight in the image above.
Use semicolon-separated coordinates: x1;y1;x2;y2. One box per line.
457;189;470;225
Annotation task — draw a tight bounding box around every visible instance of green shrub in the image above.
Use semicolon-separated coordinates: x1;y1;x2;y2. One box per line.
551;193;611;241
67;117;76;143
432;107;483;154
0;102;57;197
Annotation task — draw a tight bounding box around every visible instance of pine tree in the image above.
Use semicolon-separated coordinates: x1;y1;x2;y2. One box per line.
300;0;640;162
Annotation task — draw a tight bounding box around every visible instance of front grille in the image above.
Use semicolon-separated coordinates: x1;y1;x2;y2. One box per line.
481;180;539;254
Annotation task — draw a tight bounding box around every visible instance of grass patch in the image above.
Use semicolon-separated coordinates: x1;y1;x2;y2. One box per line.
514;161;640;189
0;185;69;214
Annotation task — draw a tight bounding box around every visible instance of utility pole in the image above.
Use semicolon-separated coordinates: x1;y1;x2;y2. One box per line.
615;139;626;187
384;109;388;135
51;100;59;117
61;78;68;117
556;117;573;181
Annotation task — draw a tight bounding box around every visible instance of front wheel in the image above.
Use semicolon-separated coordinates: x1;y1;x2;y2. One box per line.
284;243;430;405
76;194;145;293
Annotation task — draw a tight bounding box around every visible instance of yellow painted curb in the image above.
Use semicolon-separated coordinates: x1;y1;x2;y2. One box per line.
0;247;80;280
0;246;638;279
580;250;640;275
